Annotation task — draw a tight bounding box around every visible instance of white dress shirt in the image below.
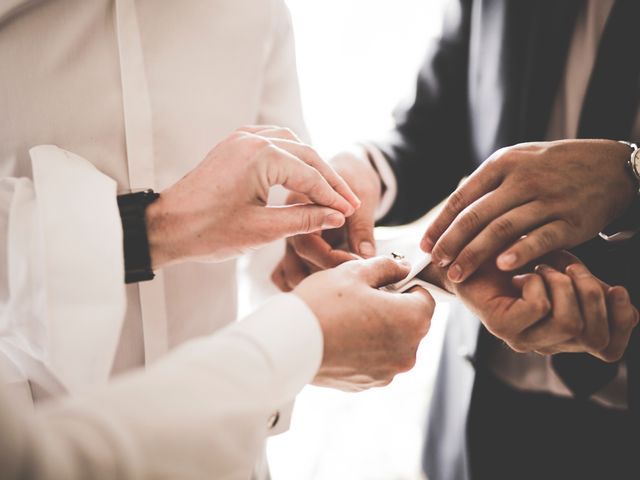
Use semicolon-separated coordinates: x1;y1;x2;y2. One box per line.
0;0;307;406
0;147;322;479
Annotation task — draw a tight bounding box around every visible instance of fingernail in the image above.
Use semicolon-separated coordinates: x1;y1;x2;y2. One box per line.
448;264;463;282
322;213;345;229
498;253;517;269
422;236;435;252
614;289;629;305
535;264;550;274
438;257;451;268
359;241;376;257
344;204;355;216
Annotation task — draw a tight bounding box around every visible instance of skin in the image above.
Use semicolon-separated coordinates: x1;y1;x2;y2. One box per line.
421;139;637;283
419;250;639;362
295;256;434;391
146;126;360;268
273;146;380;291
145;128;436;391
273;146;638;361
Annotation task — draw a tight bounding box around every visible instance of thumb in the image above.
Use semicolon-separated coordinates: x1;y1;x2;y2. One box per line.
354;256;411;288
267;204;345;239
347;202;376;258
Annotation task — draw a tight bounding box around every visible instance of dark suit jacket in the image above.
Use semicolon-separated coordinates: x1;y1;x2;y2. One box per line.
376;0;640;410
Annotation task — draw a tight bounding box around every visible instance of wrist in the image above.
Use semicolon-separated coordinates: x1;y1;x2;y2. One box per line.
145;195;182;270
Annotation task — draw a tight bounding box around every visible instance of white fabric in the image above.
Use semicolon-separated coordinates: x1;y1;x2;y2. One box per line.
0;0;308;400
0;149;323;479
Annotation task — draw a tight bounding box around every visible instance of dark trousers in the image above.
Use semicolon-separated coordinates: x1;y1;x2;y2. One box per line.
467;368;638;480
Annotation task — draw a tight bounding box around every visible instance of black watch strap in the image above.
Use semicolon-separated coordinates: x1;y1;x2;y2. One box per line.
117;189;160;284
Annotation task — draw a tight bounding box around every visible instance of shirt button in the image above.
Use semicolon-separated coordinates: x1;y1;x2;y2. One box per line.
267;411;280;429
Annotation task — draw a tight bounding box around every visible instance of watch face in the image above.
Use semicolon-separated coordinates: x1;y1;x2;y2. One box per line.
633;149;640;177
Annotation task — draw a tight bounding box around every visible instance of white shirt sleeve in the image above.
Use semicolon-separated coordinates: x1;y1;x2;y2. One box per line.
0;293;322;480
0;145;126;398
0;145;324;479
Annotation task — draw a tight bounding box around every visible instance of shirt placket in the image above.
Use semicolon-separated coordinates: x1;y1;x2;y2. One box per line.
115;0;169;364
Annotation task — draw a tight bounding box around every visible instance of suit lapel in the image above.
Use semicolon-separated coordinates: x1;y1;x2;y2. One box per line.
516;0;583;141
469;0;582;161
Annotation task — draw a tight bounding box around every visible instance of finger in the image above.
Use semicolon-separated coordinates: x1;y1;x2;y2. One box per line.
351;256;411;288
518;265;583;348
266;204;345;239
271;259;289;291
429;188;529;267
598;287;639;362
421;157;504;252
444;201;548;283
291;232;357;270
270;139;361;212
496;220;572;272
237;125;287;135
565;263;609;353
346;199;377;258
264;147;354;214
488;274;550;342
249;126;302;142
399;286;436;334
271;244;311;292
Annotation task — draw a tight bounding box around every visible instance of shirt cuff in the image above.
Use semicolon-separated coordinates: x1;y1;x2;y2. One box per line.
236;293;323;403
360;142;397;222
29;145;126;393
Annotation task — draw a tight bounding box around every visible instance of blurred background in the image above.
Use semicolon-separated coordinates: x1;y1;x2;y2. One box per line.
265;2;449;479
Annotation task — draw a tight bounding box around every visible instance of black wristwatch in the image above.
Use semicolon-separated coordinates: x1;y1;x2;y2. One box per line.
117;189;160;284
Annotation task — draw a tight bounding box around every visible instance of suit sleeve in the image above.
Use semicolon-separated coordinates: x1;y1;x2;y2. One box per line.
374;0;475;225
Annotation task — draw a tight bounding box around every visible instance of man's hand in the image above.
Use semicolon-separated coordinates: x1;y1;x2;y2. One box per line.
421;140;637;283
145;126;361;267
420;251;639;362
294;256;435;391
272;146;381;291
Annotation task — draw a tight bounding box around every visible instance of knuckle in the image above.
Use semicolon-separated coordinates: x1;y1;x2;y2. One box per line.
600;349;624;363
279;127;296;139
446;190;467;215
491;216;516;240
535;298;552;317
459;207;482;232
583;284;603;306
536;228;558;252
559;317;583;338
399;353;418;372
509;340;532;354
457;247;480;269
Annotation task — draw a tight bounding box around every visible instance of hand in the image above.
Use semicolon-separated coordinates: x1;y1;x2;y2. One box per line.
145;126;361;267
422;140;637;283
420;251;639;362
272;145;382;291
294;256;435;391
